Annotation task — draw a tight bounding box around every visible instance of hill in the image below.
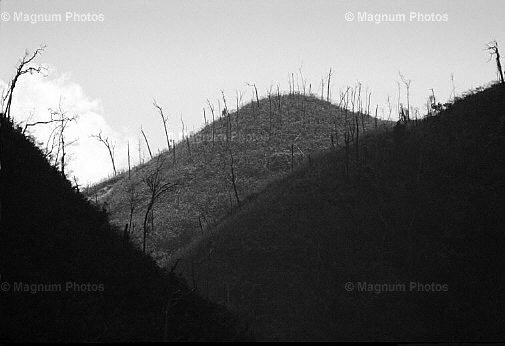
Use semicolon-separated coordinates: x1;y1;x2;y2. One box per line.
0;114;251;342
172;84;505;341
84;92;387;265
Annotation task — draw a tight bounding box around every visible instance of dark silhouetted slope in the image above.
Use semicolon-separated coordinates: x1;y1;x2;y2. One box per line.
0;115;251;342
173;84;505;341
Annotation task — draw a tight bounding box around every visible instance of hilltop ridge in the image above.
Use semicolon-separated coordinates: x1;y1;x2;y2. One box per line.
85;92;387;264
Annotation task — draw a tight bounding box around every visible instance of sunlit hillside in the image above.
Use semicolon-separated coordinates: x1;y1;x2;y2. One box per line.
84;92;389;264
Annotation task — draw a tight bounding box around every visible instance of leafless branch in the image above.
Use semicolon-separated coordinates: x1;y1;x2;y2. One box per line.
91;130;117;176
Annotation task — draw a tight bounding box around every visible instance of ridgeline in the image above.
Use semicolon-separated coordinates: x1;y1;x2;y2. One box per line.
174;84;505;341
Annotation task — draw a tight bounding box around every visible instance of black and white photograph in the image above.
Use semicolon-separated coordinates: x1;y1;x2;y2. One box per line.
0;0;504;342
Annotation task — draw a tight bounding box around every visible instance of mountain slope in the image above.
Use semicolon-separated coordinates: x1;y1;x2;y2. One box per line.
85;93;386;264
173;84;505;341
0;114;250;342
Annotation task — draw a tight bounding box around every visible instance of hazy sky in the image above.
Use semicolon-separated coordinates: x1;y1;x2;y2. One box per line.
1;0;504;185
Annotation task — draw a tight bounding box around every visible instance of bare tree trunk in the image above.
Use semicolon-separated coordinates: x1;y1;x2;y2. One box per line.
141;126;153;160
268;90;272;132
60;126;66;178
92;130;117;175
153;99;171;151
207;100;215;148
248;83;260;108
497;51;505;84
127;141;131;179
487;41;505;84
254;84;260;108
181;115;191;159
327;68;332;102
142;157;177;253
2;46;46;120
375;104;378;129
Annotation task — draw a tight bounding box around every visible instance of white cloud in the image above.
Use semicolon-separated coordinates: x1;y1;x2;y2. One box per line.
2;69;132;186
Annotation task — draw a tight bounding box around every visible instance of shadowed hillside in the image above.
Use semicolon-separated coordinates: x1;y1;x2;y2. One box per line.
173;84;505;341
85;93;387;265
0;114;251;342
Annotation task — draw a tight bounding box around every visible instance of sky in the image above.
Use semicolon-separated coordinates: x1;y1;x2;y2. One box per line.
1;0;504;185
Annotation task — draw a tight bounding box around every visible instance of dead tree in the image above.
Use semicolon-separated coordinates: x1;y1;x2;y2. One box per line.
399;72;412;121
142;156;177;253
375;104;379;129
92;130;117;176
181;114;191;159
2;45;47;120
153;99;171;151
221;91;231;144
50;99;78;177
22;111;60;135
235;89;244;132
386;95;393;122
207;99;216;148
268;87;273;132
327;68;332;102
127;141;131;179
486;40;505;84
247;83;260;108
299;65;307;96
363;90;371;133
140;125;153;160
450;73;456;100
1;46;46;181
396;81;402;119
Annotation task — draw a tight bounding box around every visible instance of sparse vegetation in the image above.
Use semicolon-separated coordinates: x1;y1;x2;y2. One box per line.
0;112;252;342
4;33;504;342
174;83;505;341
87;90;385;264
